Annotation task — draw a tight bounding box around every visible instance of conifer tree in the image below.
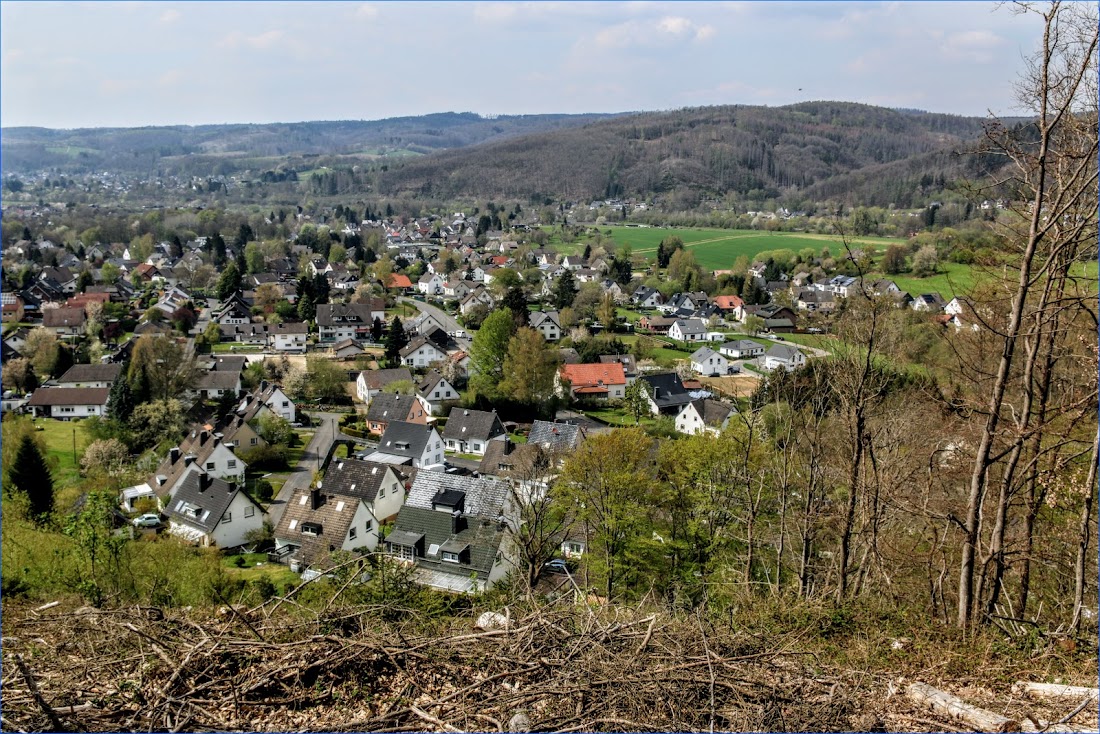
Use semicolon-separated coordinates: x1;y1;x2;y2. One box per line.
8;434;54;523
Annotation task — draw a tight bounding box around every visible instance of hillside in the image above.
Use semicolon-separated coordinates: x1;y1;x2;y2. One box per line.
0;112;621;176
369;102;1005;206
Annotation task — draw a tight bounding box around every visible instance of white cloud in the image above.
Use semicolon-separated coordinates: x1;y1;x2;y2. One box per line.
473;3;518;23
594;15;715;49
355;4;378;20
940;30;1005;63
159;9;181;24
219;30;285;51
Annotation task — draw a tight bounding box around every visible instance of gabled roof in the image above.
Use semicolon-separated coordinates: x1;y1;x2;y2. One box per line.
690;346;723;363
441;407;506;442
400;335;447;359
27;387;110;407
766;344;803;361
57;363;122;384
315;302;376;326
165;472;257;534
417;368;450;395
559;362;626;389
527;420;584;452
377;421;437;460
320;458;403;504
597;354;636;375
685;398;736;428
43;307;86;328
639;372;692;409
671;318;706;334
366;392;416;422
359;367;414;390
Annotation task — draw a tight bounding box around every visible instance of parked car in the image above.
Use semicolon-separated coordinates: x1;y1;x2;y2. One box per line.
132;513;161;528
543;559;572;575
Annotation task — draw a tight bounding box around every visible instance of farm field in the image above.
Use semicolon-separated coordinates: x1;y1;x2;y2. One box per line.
594;226;907;270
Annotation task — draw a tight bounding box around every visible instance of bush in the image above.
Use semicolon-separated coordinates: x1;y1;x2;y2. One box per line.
238;444;290;471
253;479;274;503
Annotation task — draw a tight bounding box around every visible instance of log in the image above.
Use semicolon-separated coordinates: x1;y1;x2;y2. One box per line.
907;682;1021;732
1012;681;1099;700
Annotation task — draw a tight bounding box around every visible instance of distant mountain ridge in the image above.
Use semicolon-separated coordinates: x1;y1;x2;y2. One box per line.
2;103;1018;208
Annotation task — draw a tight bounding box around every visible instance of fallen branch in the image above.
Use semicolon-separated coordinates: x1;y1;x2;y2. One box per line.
907;681;1021;733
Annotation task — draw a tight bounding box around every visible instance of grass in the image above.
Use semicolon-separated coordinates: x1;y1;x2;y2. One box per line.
211;342;264;353
33;418;94;489
222;552;301;586
581;406;655;428
588;226;906;270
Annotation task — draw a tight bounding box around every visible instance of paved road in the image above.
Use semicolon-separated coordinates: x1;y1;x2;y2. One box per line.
266;411;342;529
400;297;471;351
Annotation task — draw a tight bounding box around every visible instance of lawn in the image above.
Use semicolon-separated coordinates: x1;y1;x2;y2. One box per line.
595;226;907;270
32;418;94;488
211;342;264;353
222;552;301;586
581;405;655;428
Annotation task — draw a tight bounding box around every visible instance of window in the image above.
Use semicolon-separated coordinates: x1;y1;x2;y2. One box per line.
251;437;258;445
244;506;254;518
442;551;460;563
206;462;215;470
221;512;232;524
349;527;357;540
379;485;386;498
301;522;321;536
282;401;289;407
228;460;237;469
365;519;373;531
393;544;415;561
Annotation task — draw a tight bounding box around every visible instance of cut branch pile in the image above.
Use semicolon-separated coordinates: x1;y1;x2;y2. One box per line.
1;598;1096;732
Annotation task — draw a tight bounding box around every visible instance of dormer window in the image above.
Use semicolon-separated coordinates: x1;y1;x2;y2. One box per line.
301;522;322;536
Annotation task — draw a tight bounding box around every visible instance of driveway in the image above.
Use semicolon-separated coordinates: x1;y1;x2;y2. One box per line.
266;411;342;528
400;297;471;351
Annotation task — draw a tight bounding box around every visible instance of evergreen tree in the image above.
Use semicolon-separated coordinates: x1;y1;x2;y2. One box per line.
371;316;384;343
552;270;578;310
502;286;529;327
106;372;135;422
384;317;408;367
8;434;54;522
312;272;331;305
297;294;316;322
216;262;241;300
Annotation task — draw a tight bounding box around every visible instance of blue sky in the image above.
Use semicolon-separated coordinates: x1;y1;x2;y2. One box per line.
1;2;1046;129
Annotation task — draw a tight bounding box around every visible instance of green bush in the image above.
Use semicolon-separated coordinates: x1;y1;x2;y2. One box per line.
238;444;290;471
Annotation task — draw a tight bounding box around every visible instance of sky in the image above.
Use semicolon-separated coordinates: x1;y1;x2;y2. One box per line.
1;1;1048;129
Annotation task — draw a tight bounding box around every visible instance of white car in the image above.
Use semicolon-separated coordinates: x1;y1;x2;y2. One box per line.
132;513;161;528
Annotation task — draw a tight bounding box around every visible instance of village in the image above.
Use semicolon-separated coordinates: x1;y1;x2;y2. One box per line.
1;206;981;593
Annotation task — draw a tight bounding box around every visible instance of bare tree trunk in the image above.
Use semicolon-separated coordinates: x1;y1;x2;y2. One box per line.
1071;428;1099;631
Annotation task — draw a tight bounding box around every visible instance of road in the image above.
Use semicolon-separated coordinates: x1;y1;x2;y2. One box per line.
400;297;471;351
266;410;342;529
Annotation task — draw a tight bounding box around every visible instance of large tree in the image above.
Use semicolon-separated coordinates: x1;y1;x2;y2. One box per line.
500;327;558;405
468;309;516;398
552;270;578;310
383;317;409;367
7;433;54;523
128;334;198;402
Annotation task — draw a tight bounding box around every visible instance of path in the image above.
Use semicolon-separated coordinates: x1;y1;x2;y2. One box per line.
266;410;342;529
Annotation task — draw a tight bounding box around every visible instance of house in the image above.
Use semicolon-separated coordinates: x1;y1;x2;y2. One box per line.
26;387;110;419
42;307;86;337
356;367;414;404
212;294;253;325
400;336;448;369
689;346;731;377
557;362;627;400
156;427;248;489
747;304;798;333
713;294;745;321
269;322;308;353
385;471;516;593
529;310;562;342
364;421;444;469
194;370;242;400
459;288;494;315
236;381;296;422
676;399;736;436
794;289;836;312
316;303;381;343
719;339;765;360
763;344;807;372
418;272;446;296
597;354;638;383
637;315;678;335
416;369;459;416
274;459;408;571
56;363;122;389
331;338;364;360
668;318;707;342
365;392;428;435
39;266;76;293
911;293;947;312
1;292;25;322
442;408;506;456
216;414;266;453
638;373;694;416
386;273;414;292
527;420;586;454
164;472;265;549
154;285;192;316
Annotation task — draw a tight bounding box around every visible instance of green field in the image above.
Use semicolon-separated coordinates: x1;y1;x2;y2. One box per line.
32;418;94;489
588;226;907;270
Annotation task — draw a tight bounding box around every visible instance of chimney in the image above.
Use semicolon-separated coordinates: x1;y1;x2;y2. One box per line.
199;474;211;492
653;387;661;399
184;454;195;466
260;379;269;392
451;510;466;534
199;429;209;446
310;487;323;511
169;447;180;464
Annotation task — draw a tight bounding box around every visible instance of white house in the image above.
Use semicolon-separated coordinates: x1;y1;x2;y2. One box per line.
689;346;730;377
763;344;807;372
26;387;110;419
529;310;562;342
164;472;265;549
675;399;736;436
269;322;308;353
719;340;765;360
356;367;415;404
418;272;446;296
416;370;459;416
400;336;449;369
365;421;445;469
668;318;707;342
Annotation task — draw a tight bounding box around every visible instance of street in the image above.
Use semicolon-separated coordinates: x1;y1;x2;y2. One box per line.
266;410;342;529
400;297;471;351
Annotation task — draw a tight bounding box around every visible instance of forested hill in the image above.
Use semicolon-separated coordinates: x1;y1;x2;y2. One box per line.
369;102;1002;207
0;112;621;174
